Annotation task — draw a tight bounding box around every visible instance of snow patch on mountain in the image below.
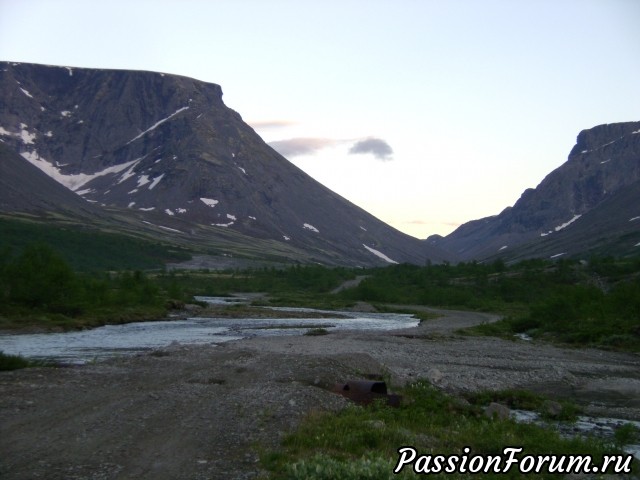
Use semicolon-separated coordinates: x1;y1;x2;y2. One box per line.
117;160;142;184
363;244;398;264
303;223;319;233
200;198;219;208
158;225;182;233
0;124;36;145
136;175;150;187
554;214;581;232
19;124;36;144
541;214;582;237
20;150;140;192
213;221;234;227
148;174;164;190
127;106;189;144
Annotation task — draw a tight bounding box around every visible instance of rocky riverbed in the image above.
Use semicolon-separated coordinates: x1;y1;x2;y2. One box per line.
1;307;639;479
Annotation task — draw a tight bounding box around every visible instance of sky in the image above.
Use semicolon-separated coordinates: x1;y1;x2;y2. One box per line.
1;0;639;238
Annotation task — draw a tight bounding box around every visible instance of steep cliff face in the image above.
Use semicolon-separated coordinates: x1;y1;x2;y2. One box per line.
434;121;640;260
0;62;450;266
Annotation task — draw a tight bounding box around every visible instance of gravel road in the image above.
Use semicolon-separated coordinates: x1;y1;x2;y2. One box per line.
1;307;639;479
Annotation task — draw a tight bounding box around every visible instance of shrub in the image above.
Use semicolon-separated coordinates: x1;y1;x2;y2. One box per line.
305;328;329;336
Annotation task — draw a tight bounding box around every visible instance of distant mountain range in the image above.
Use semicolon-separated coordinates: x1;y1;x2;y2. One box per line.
1;61;638;266
0;61;449;267
430;121;640;261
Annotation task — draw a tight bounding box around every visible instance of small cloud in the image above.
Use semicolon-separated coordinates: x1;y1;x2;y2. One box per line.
405;220;430;225
269;137;338;157
348;137;393;161
249;120;296;129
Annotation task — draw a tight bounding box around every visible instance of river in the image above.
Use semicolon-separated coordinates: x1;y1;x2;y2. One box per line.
0;298;418;364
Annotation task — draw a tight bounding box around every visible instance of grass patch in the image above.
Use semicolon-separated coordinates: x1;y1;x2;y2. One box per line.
0;351;53;371
262;381;635;479
305;328;330;336
466;389;581;421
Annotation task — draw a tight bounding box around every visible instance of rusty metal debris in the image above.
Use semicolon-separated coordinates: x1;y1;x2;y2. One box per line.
332;380;402;407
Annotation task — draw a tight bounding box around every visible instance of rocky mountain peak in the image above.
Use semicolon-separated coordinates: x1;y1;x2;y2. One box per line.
433;121;640;260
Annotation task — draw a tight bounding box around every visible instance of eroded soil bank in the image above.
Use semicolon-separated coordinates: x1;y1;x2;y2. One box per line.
1;308;639;479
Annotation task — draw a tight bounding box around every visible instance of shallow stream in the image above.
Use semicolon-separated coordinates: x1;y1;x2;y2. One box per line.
512;410;640;460
0;297;417;364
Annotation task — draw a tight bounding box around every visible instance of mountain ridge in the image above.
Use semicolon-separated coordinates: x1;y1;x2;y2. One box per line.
433;121;640;261
0;61;451;266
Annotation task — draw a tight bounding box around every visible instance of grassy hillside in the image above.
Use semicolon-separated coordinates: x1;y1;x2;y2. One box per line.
0;216;191;271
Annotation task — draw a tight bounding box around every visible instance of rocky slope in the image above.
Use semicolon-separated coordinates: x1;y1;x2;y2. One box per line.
433;121;640;261
0;142;102;219
0;62;450;266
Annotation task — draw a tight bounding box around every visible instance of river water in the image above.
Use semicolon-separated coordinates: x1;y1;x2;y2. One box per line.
512;410;640;460
0;298;418;364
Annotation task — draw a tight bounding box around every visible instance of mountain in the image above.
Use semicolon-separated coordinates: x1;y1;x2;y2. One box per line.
433;121;640;261
0;61;450;266
0;142;103;218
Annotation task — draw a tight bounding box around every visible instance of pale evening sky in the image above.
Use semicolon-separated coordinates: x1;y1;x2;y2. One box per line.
1;0;638;238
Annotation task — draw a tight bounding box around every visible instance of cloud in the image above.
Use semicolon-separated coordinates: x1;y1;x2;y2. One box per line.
405;220;430;225
348;137;393;161
249;120;296;129
269;135;394;161
269;137;339;157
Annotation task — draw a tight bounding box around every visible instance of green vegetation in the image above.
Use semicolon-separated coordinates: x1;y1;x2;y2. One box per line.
0;243;182;330
262;381;635;479
331;258;640;352
465;389;580;422
0;351;53;370
304;327;330;336
614;423;639;447
1;220;638;354
0;217;191;271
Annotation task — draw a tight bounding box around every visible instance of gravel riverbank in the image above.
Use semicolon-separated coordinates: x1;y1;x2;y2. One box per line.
1;307;638;479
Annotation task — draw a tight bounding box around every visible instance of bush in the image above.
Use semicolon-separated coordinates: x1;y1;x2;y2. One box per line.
0;351;37;371
5;243;79;309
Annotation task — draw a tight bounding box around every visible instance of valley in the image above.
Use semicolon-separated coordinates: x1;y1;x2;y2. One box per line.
1;307;638;479
1;61;639;478
1;255;639;477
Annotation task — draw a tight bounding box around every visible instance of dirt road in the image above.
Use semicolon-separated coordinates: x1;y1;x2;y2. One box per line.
1;308;639;479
